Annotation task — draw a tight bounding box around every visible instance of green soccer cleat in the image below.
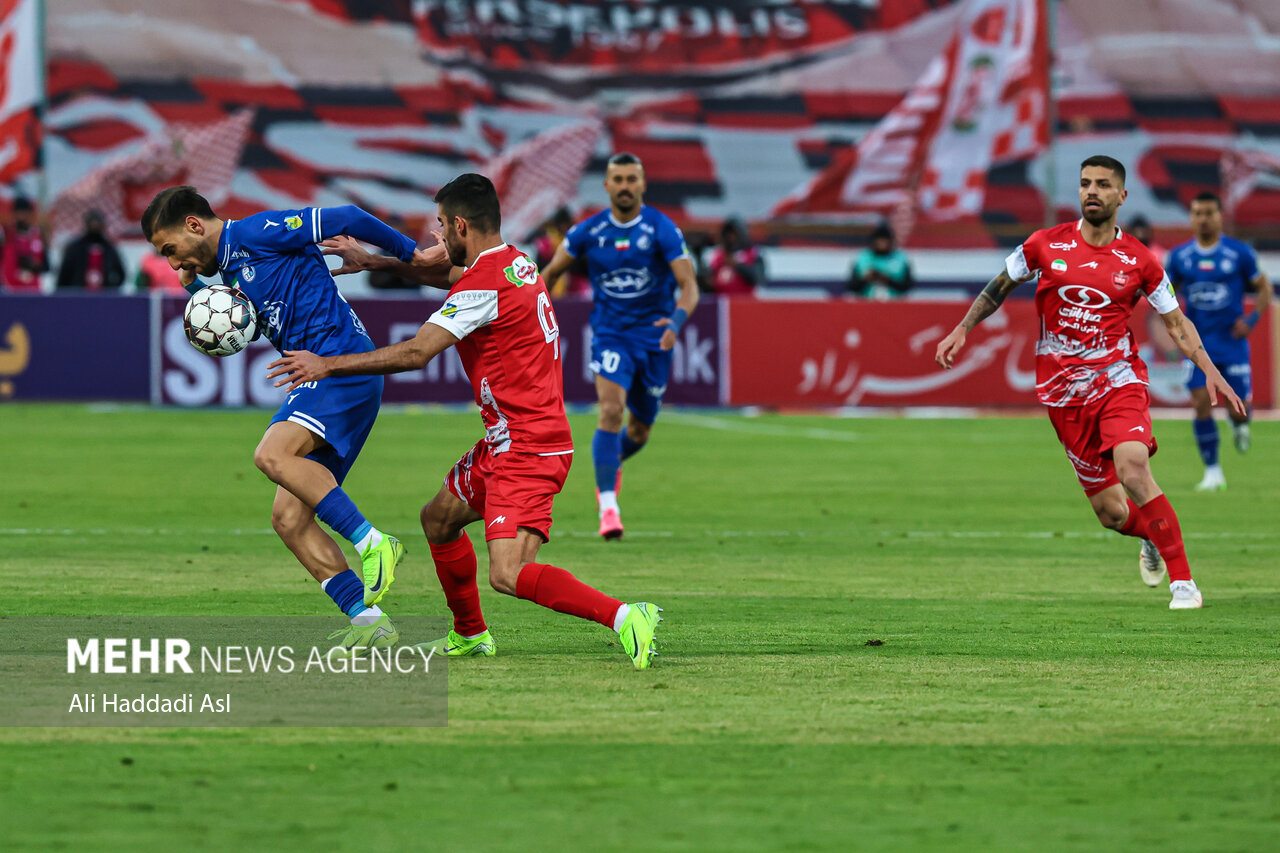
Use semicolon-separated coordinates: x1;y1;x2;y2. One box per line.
327;613;399;656
360;535;404;606
618;602;662;670
418;628;497;657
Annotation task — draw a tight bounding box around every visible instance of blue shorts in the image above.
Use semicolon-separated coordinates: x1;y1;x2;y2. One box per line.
1185;360;1252;401
590;332;673;426
269;374;384;484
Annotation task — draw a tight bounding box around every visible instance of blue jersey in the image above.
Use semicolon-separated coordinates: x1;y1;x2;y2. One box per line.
563;205;690;348
1166;236;1260;362
213;206;416;357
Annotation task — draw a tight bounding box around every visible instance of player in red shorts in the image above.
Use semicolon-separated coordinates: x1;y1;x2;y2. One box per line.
936;155;1246;610
267;173;662;667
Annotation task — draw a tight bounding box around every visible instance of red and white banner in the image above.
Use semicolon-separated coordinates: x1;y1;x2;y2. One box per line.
484;119;602;242
774;0;1048;235
0;0;41;183
726;299;1274;409
49;109;254;239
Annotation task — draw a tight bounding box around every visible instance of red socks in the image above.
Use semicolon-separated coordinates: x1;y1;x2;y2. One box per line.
516;563;623;628
1118;498;1147;538
429;533;487;636
1135;494;1191;582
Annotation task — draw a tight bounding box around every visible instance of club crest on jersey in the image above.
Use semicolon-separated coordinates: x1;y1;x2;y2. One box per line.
240;265;256;283
614;238;630;251
1049;239;1077;251
284;215;303;231
1112;272;1129;287
1112;248;1137;265
636;233;652;251
503;255;538;287
1051;259;1068;272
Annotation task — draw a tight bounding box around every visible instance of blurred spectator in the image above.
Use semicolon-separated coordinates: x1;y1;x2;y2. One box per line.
706;218;764;296
1;196;49;292
1126;214;1167;264
535;207;590;297
136;246;186;293
849;223;913;299
57;209;126;291
368;213;420;290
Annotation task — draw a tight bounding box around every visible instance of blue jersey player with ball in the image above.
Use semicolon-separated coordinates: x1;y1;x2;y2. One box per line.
1166;192;1273;491
142;186;425;652
541;153;700;539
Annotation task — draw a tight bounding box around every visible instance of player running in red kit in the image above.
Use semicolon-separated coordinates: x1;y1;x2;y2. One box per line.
268;173;661;667
936;155;1246;609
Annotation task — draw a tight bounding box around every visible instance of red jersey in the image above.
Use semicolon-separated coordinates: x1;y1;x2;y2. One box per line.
426;244;573;455
1008;220;1179;407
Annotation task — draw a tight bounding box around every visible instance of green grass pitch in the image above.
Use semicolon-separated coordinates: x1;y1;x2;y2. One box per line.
2;403;1278;851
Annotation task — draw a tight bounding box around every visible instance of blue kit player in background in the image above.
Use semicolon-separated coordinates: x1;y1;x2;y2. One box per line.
141;185;419;651
540;153;700;539
1166;192;1273;492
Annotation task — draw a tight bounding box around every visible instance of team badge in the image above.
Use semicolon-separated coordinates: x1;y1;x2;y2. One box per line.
1112;272;1129;287
636;233;651;251
1051;259;1068;272
284;215;303;231
503;255;538;287
241;265;256;283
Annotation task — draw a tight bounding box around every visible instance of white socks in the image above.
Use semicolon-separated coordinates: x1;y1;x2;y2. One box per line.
611;603;631;632
354;528;383;554
352;606;383;627
598;491;619;515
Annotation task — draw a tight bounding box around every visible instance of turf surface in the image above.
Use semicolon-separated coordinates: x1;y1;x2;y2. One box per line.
2;403;1278;851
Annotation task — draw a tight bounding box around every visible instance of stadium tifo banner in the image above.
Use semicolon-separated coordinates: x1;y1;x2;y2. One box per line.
155;295;723;408
0;294;151;401
725;300;1275;409
0;0;40;183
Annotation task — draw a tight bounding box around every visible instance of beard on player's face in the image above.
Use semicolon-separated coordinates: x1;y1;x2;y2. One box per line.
1081;198;1115;226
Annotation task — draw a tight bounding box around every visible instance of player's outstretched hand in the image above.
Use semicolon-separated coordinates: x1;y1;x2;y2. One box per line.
267;350;330;391
654;317;678;351
320;236;373;276
935;326;967;369
1208;372;1248;418
412;241;450;271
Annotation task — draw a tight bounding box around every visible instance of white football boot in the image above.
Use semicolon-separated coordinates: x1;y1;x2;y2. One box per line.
1169;580;1203;610
1232;422;1251;454
1194;466;1226;492
1139;540;1167;587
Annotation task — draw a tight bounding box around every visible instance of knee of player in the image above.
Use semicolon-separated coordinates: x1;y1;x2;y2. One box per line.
270;503;308;539
252;445;282;481
420;503;454;544
627;421;651;445
598;400;625;427
1116;463;1153;495
487;561;522;595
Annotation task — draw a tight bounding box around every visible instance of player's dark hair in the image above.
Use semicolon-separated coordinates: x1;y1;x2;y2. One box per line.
1080;155;1126;186
607;152;644;171
141;186;217;241
434;173;501;234
1192;191;1222;210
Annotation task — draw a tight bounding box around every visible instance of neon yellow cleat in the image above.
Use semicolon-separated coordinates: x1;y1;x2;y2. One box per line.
360;535;404;606
618;602;662;670
327;613;399;656
419;628;496;657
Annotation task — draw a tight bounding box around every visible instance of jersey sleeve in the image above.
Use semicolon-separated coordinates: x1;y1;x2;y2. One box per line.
1005;233;1042;282
426;284;499;340
249;206;417;261
1143;257;1180;314
562;221;588;259
657;216;692;265
1239;242;1261;284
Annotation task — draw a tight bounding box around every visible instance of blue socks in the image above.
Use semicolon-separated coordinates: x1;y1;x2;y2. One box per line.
321;569;367;618
1193;418;1219;467
592;428;622;493
314;487;368;543
620;432;646;462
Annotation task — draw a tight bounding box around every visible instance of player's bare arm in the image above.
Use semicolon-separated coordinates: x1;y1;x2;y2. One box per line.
321;235;459;287
539;241;574;285
267;322;461;392
935;269;1024;368
654;257;700;351
1231;271;1273;339
1160;307;1247;416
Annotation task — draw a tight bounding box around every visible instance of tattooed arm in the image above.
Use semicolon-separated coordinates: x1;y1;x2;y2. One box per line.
1161;307;1247;416
935;269;1025;369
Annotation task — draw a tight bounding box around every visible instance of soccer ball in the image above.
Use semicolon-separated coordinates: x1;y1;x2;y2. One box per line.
183;285;259;357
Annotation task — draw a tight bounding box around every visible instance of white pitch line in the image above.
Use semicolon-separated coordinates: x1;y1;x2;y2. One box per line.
664;412;863;443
